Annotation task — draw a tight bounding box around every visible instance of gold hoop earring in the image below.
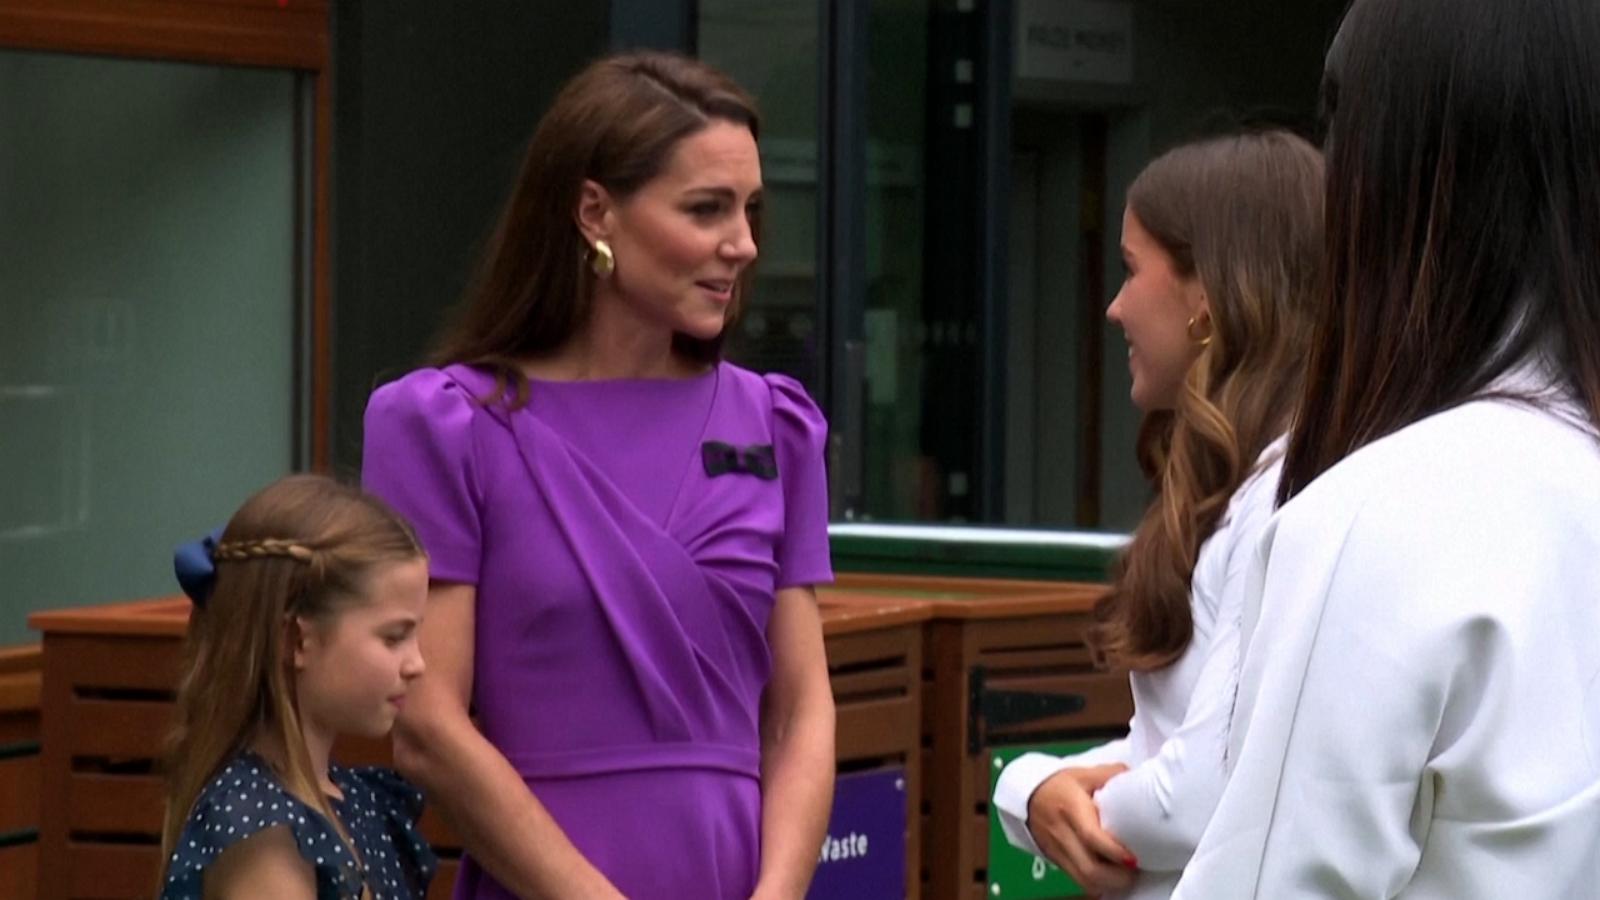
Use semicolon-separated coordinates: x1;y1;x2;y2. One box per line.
1186;313;1213;348
590;240;615;279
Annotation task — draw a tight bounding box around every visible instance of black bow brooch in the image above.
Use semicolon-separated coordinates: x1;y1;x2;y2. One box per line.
701;441;778;480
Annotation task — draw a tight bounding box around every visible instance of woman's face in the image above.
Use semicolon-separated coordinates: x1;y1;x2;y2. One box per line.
587;120;762;341
1107;207;1208;411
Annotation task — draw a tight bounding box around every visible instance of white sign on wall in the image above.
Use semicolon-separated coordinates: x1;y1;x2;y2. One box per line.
1016;0;1135;86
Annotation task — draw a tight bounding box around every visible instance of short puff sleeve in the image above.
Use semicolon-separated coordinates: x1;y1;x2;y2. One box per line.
160;756;365;899
335;766;437;898
766;373;833;589
362;368;484;584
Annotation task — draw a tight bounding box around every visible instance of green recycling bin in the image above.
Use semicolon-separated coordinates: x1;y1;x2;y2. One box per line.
985;741;1109;899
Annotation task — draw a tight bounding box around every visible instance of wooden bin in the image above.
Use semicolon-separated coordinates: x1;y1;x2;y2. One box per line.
0;645;43;900
829;574;1132;900
813;588;930;900
30;592;932;899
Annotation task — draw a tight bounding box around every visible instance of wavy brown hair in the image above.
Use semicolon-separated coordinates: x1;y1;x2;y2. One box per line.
160;475;424;876
1090;131;1324;671
431;51;761;406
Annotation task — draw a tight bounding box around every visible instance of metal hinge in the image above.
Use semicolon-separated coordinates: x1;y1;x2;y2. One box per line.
968;665;1086;755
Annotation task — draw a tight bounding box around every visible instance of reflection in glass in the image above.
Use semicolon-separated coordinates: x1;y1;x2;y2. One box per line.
0;49;302;644
698;1;824;393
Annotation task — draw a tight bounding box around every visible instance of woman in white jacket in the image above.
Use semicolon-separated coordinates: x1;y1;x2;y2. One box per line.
1172;1;1600;896
993;129;1323;898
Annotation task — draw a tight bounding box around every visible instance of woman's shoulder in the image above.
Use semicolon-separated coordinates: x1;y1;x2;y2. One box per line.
1295;399;1598;527
366;366;498;420
1269;401;1600;627
716;363;826;444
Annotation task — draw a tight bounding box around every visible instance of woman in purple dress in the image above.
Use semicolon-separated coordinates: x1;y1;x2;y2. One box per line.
360;52;836;900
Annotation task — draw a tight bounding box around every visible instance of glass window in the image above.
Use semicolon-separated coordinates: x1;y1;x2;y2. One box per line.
697;0;1346;530
698;1;824;394
0;49;304;644
1006;0;1346;530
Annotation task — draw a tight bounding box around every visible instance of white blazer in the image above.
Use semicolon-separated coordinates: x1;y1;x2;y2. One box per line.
1173;392;1600;898
993;440;1286;900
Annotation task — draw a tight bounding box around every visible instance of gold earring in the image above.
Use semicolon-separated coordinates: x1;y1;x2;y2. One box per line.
1186;313;1213;348
590;240;615;278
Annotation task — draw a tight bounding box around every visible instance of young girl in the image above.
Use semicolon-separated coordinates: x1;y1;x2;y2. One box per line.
994;130;1323;898
159;474;436;900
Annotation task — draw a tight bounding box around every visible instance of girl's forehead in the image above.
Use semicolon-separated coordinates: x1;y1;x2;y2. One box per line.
343;557;430;615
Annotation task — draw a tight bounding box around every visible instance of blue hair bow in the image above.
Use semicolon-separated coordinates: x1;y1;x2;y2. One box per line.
174;528;224;608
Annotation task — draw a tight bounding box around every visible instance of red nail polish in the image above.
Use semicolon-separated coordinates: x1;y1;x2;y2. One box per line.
1124;855;1139;869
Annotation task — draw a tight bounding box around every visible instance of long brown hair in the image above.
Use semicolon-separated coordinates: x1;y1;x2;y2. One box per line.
1280;0;1600;503
431;51;761;406
160;475;424;869
1090;131;1324;671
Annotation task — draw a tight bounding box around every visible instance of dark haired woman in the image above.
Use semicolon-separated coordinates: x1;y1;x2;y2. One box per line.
1173;1;1600;896
361;52;834;899
994;130;1323;899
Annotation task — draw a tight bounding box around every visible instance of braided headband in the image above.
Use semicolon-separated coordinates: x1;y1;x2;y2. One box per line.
173;529;314;609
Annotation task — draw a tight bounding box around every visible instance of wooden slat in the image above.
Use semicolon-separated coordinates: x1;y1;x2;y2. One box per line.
0;753;41;833
830;666;912;703
48;635;183;694
67;772;162;836
0;674;40;718
825;626;917;669
62;840;160;899
0;708;39;744
818;593;931;637
29;597;188;640
834;572;1076;596
968;613;1092;651
0;645;41;675
65;697;173;759
0;0;328;70
0;841;39;899
836;697;918;762
971;808;989;866
976;643;1099;671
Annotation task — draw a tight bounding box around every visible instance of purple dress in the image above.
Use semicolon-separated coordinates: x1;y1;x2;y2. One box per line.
361;362;833;900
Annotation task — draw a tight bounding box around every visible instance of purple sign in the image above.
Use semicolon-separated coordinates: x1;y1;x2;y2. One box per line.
806;767;907;900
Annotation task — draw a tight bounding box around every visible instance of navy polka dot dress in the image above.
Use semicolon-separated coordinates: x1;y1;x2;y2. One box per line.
160;753;436;899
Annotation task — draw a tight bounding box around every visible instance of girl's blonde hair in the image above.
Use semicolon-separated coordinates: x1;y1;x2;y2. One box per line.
159;474;424;867
1090;130;1324;671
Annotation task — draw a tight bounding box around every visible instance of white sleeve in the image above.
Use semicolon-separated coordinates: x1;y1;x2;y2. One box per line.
993;736;1136;859
1089;482;1264;871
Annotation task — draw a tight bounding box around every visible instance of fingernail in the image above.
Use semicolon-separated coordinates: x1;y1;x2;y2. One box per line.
1124;855;1139;869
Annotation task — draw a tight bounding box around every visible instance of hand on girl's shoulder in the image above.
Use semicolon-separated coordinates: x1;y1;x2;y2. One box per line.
203;824;317;900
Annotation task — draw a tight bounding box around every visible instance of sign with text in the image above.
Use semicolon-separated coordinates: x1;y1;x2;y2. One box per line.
1015;0;1134;86
806;767;907;900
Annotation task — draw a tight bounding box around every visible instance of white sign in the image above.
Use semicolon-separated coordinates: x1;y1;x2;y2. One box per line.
1015;0;1134;86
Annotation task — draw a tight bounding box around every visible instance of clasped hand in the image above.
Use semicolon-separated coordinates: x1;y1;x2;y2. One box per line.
1026;763;1138;896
